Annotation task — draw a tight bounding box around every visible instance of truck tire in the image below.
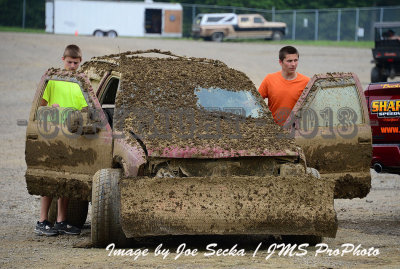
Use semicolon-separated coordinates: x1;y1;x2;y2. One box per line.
272;31;283;41
371;66;381;83
211;32;224;42
93;30;105;37
373;162;383;173
281;235;323;246
48;199;88;229
107;30;118;38
91;168;130;247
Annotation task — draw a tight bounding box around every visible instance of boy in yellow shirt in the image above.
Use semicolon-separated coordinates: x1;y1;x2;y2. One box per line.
35;44;87;236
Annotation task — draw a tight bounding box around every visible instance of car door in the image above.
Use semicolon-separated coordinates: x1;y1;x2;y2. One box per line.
284;73;372;198
25;69;113;200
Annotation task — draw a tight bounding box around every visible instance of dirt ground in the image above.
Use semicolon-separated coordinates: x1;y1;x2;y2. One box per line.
0;32;399;268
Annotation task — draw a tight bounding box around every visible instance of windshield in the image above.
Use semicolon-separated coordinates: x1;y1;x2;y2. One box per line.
195;15;203;25
375;25;400;41
195;87;264;118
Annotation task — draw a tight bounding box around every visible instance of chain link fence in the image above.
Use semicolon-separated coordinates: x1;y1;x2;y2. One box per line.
2;1;400;41
182;4;400;41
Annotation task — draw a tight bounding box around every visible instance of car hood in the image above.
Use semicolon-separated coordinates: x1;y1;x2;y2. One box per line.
111;52;299;158
123;111;299;158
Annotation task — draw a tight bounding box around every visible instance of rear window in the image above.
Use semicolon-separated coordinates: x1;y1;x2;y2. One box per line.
303;84;363;128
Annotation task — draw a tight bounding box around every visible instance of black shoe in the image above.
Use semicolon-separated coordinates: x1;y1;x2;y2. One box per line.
35;220;58;236
54;221;81;235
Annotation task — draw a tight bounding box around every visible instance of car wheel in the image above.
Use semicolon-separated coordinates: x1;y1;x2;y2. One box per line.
91;168;130;247
93;30;105;37
272;31;283;41
107;30;118;38
211;32;224;42
48;199;88;229
371;66;381;83
373;162;383;173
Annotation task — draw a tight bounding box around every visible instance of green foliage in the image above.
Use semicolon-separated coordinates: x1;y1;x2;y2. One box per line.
158;0;399;9
0;0;44;29
0;25;45;33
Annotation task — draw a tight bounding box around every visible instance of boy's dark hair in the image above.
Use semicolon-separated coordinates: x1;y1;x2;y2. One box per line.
279;46;299;61
63;44;82;60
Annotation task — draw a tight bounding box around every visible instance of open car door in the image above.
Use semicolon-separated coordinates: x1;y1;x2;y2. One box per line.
284;73;372;199
25;69;113;201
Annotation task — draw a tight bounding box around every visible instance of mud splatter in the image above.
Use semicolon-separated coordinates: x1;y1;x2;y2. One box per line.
302;142;371;173
25;140;97;168
120;175;337;238
25;171;91;201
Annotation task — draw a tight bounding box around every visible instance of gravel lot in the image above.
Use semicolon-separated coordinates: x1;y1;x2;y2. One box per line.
0;32;399;268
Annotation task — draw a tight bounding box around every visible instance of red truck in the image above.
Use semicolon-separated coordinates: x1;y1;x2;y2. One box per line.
364;81;400;173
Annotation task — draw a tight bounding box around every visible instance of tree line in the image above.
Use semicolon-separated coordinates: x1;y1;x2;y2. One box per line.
0;0;398;29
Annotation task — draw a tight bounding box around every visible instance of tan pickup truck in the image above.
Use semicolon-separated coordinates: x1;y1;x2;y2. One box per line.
192;13;287;42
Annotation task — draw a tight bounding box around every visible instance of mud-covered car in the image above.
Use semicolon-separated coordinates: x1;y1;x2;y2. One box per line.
25;50;371;247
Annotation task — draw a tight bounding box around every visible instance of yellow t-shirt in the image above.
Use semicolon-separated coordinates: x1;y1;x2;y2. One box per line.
43;80;88;110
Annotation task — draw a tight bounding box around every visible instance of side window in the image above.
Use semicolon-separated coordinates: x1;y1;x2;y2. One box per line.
100;77;119;105
306;85;363;127
240;17;249;23
35;79;88;120
34;79;90;138
206;16;224;23
254;17;263;23
100;77;120;128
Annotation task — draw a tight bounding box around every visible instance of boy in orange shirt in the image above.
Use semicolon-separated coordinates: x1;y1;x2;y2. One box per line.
258;46;309;125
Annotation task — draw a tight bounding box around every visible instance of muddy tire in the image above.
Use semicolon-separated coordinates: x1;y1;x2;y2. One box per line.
281;235;323;246
211;32;224;42
48;199;88;229
91;168;129;247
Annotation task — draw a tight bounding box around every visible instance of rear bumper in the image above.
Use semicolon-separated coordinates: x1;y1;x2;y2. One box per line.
120;175;338;238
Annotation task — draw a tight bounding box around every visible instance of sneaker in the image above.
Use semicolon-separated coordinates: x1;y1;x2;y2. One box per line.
54;221;81;235
35;220;58;236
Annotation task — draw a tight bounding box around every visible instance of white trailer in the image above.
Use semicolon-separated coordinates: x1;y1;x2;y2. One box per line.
45;0;182;37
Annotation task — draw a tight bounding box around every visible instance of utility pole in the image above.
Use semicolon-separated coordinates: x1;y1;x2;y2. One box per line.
22;0;26;28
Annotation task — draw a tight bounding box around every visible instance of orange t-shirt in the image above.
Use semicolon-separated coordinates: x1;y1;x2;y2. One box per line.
258;71;309;125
